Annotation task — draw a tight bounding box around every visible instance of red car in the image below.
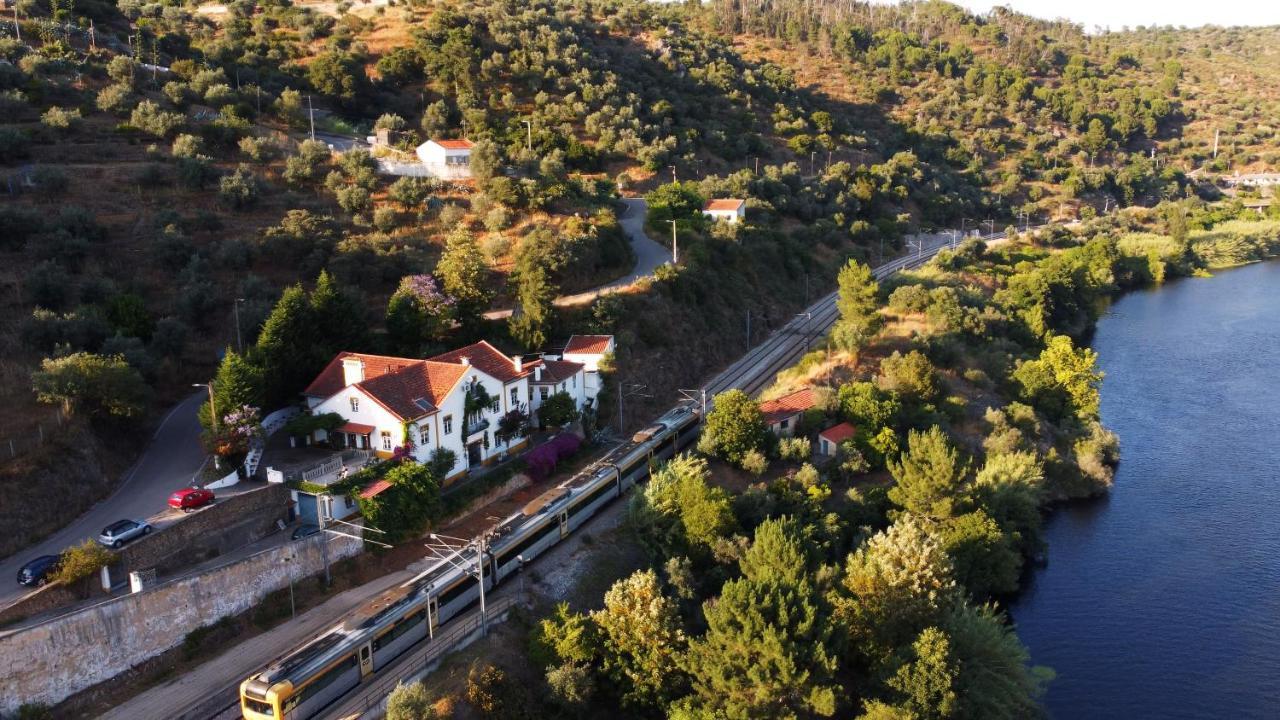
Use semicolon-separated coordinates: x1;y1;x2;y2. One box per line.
168;487;215;512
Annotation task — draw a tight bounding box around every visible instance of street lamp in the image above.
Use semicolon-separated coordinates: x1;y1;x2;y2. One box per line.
233;298;245;354
522;119;532;152
193;382;218;470
668;220;679;265
668;165;677;184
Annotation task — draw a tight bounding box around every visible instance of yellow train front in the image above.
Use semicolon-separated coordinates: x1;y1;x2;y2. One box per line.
240;675;288;718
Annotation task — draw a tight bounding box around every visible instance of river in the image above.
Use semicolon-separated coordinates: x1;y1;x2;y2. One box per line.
1010;261;1280;719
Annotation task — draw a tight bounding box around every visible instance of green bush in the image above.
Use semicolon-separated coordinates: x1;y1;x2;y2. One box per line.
53;540;114;585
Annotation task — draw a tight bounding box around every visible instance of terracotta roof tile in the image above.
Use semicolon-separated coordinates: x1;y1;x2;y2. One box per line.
529;358;584;383
704;198;745;212
359;479;393;499
429;340;525;383
819;422;858;444
563;335;613;355
356;361;466;421
758;388;817;425
432;138;473;150
304;352;426;398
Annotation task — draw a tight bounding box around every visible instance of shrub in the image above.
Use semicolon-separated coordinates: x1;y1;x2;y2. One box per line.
526;433;582;481
539;391;578;428
373;206;399;233
40;106;81;132
238;136;280;163
741;448;769;476
0;126;30;161
131;100;185;138
482;233;511;260
387;681;437;720
31;166;69;195
778;436;811;461
219;165;262;209
53;540;114;585
172;133;204;159
96;83;134;114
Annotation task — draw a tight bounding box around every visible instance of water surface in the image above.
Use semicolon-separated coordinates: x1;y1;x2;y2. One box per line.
1011;261;1280;718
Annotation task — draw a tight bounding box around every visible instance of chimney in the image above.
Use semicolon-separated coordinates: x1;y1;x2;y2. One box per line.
513;356;523;373
459;356;470;366
341;357;364;386
535;366;543;382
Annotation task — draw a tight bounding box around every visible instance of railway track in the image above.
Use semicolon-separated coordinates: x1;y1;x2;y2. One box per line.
703;234;995;404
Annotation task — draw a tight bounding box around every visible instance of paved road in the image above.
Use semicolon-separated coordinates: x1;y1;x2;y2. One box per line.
0;392;208;607
484;197;672;319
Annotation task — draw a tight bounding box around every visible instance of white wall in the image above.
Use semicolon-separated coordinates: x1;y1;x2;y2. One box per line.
312;385;403;454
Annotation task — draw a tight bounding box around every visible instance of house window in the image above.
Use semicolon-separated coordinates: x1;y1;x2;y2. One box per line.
490;398;500;414
380;431;392;450
419;425;429;446
780;418;790;429
572;375;576;388
510;388;519;406
539;388;549;402
443;415;453;434
349;396;359;413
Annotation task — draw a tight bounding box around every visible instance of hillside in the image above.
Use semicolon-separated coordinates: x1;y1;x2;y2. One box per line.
1;0;1278;554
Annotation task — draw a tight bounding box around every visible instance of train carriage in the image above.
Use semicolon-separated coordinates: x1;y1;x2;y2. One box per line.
241;404;700;719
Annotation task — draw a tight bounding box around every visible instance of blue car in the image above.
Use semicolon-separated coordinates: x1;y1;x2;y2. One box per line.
17;555;59;587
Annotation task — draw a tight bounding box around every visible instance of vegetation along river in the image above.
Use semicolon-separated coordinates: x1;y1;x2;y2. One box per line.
1010;260;1280;718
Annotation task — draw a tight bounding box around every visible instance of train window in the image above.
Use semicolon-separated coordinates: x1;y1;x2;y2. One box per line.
496;519;559;565
373;610;426;651
439;580;470;606
296;656;356;703
569;482;614;518
244;698;274;716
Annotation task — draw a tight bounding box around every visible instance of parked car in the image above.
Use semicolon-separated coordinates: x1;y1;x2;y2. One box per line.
17;555;60;587
168;487;215;513
98;519;151;549
291;524;321;541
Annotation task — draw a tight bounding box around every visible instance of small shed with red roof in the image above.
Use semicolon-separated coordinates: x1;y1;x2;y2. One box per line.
703;198;746;224
818;422;858;457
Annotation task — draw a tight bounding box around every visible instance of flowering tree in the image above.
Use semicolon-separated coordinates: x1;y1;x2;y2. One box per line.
203;404;264;458
385;274;456;354
526;433;581;481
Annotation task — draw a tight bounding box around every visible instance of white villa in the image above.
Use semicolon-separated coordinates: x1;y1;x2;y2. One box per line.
702;198;746;224
300;339;610;482
414;138;474;179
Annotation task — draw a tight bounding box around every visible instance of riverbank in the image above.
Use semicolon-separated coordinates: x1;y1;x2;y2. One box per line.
1011;259;1280;718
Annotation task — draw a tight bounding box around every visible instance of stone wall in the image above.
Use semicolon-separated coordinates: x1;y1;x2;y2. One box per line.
0;583;78;628
116;483;291;577
0;530;362;715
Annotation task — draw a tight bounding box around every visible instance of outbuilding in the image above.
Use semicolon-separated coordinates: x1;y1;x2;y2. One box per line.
702;198;746;224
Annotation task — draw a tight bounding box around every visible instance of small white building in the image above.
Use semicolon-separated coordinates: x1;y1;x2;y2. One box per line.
703;198;746;224
414;138;474;179
758;388;816;438
526;358;588;422
560;335;615;400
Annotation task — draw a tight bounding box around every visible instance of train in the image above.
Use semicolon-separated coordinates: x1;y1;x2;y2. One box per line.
239;404;702;719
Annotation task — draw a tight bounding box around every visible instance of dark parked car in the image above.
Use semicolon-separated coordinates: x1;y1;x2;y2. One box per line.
98;519;151;548
291;524;320;541
168;487;215;512
17;555;59;587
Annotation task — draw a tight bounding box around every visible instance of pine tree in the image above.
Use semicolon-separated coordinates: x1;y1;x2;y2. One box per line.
887;627;959;720
252;285;317;407
199;348;264;430
888;427;968;520
684;518;840;719
832;259;882;352
508;265;555;350
309;270;369;357
435;225;492;326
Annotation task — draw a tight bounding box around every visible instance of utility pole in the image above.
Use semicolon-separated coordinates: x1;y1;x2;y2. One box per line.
233;297;245;354
745;309;751;350
1213;129;1220;159
810;151;816;176
754;156;759;174
308;95;315;142
427;530;497;636
669;165;677;184
669;220;678;265
522;120;532;151
13;4;20;43
677;388;707;417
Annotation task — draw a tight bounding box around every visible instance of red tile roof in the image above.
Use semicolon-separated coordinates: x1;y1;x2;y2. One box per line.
819;422;858;445
758;388;817;425
704;198;745;212
356;360;466;421
563;335;613;356
359;479;393;499
529;358;584;383
432;138;473;150
337;422;375;435
304;352;423;398
429;340;527;383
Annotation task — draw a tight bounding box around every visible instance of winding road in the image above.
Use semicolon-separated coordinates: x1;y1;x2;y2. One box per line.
0;392;209;608
483;197;672;320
